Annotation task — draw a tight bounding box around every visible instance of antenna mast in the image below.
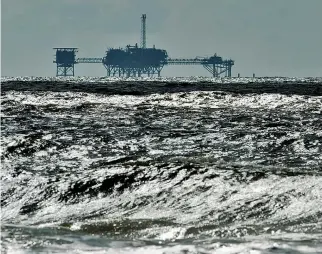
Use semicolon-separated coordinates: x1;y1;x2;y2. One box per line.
141;14;146;48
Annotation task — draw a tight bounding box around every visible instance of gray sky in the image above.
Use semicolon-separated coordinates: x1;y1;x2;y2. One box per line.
1;0;322;77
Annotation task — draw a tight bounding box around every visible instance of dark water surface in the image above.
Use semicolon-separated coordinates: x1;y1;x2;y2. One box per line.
1;77;322;253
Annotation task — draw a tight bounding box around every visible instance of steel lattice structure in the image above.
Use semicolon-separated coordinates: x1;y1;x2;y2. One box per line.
167;56;234;77
77;58;103;64
72;56;234;78
103;65;164;78
141;14;146;49
53;48;78;76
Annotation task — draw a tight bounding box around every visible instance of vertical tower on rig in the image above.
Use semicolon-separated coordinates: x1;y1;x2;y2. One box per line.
53;48;78;76
102;14;168;77
141;14;146;48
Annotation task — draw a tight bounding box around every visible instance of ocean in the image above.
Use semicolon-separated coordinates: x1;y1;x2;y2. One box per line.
1;77;322;253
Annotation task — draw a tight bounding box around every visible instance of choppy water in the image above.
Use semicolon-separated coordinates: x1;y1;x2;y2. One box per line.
1;77;322;253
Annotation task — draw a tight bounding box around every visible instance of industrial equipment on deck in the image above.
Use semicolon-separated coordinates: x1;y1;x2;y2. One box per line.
102;44;168;77
53;48;78;77
53;15;234;77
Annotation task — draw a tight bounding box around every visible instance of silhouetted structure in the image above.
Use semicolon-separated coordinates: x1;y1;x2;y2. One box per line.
53;48;78;76
141;14;146;49
102;44;168;77
53;15;234;77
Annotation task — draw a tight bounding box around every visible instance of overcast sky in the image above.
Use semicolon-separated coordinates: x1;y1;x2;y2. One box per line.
1;0;322;77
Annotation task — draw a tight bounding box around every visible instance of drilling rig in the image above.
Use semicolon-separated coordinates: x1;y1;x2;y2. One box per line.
101;14;168;77
54;14;234;77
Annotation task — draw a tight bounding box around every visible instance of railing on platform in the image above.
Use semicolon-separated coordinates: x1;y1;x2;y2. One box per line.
55;57;234;77
166;58;205;65
76;58;103;63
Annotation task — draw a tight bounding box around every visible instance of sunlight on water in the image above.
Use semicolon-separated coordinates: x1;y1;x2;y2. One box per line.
1;78;322;253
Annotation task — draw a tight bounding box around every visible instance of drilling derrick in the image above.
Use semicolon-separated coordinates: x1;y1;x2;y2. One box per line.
141;14;147;49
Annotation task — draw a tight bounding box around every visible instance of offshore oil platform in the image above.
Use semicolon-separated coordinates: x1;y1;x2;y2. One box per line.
53;14;234;77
